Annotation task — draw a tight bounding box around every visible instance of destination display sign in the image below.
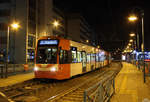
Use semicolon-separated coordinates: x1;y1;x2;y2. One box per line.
39;40;58;45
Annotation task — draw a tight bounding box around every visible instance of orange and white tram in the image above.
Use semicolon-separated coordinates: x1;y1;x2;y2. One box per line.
34;36;110;80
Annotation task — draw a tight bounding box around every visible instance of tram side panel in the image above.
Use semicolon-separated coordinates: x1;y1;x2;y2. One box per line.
58;64;70;79
96;62;100;69
86;63;91;72
70;63;82;77
104;60;107;66
58;39;71;79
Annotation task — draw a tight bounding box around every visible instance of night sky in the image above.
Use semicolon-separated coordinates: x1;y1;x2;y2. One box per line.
54;0;149;52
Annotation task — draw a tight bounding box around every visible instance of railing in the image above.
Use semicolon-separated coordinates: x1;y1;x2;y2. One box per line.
0;63;34;78
139;61;150;75
0;64;5;78
132;60;150;82
84;72;117;102
134;60;150;74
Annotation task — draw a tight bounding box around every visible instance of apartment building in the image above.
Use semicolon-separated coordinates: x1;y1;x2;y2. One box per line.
66;13;92;44
0;0;55;64
0;0;94;64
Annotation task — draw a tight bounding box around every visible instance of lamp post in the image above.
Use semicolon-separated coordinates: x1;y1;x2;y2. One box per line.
6;26;10;78
128;10;145;82
141;12;145;83
5;22;19;78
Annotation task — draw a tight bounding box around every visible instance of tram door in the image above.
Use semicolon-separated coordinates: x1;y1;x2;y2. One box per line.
82;51;86;72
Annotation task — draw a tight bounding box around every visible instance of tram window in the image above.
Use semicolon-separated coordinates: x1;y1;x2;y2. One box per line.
91;53;96;62
52;48;57;59
82;52;86;62
59;50;69;64
96;54;99;62
47;48;52;62
36;47;57;64
72;51;77;63
98;56;101;62
59;50;63;64
68;51;72;63
64;50;68;63
77;51;82;62
87;54;90;62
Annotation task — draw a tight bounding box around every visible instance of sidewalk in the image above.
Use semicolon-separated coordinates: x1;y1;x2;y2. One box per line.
110;62;150;102
0;72;34;87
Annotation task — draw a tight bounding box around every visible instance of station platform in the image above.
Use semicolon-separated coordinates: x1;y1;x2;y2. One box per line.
110;62;150;102
0;72;34;87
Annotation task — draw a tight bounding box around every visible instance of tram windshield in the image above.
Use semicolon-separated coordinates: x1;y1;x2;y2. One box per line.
36;47;57;64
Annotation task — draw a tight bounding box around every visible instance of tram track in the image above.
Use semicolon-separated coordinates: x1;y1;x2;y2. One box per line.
0;69;107;102
0;79;43;101
45;70;116;102
0;62;122;102
45;62;122;102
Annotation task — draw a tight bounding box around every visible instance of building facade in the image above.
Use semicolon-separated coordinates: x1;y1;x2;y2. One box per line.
52;7;66;37
0;0;94;64
0;0;58;64
66;13;92;44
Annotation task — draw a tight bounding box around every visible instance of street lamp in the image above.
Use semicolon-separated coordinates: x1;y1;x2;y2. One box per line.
52;20;60;36
129;33;140;52
128;9;145;82
129;39;133;42
86;40;89;43
129;33;135;37
5;22;19;78
128;43;131;46
128;15;137;22
128;12;144;51
53;20;60;28
11;23;19;30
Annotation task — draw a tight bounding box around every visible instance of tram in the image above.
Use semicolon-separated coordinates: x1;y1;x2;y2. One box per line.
34;36;110;80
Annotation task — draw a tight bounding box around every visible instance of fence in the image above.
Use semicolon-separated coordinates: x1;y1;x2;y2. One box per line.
134;60;150;74
84;72;117;102
132;60;150;82
0;63;34;78
0;64;5;78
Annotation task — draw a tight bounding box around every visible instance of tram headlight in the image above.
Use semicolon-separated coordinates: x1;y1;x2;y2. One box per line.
50;67;57;72
34;66;39;71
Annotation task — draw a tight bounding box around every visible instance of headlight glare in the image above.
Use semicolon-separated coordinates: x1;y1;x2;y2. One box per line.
50;67;57;72
34;66;38;71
